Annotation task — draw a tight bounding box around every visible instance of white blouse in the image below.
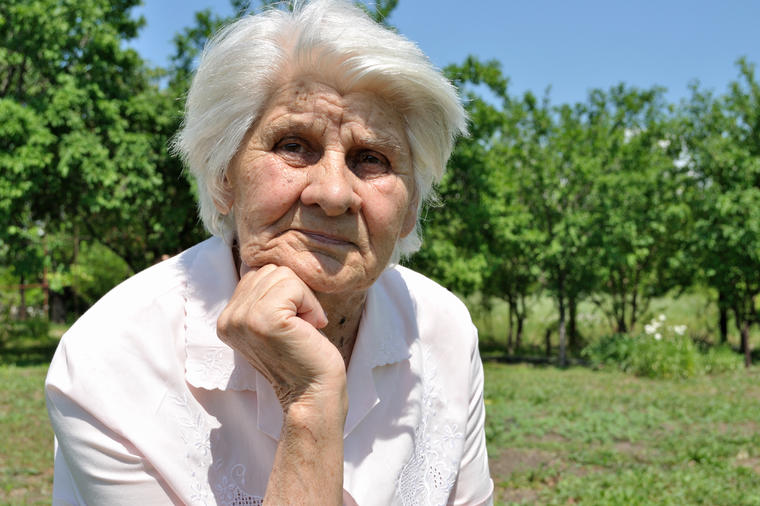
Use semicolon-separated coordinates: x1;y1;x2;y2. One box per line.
46;237;494;505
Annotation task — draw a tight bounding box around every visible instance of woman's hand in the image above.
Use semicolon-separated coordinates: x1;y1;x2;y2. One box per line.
217;264;347;503
217;263;348;412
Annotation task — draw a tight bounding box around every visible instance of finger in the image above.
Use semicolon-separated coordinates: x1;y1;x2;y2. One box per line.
239;259;255;279
259;271;328;330
231;265;328;330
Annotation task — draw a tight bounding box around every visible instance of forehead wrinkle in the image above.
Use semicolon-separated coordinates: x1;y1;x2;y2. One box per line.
353;131;405;155
344;94;407;143
257;110;329;140
257;81;409;154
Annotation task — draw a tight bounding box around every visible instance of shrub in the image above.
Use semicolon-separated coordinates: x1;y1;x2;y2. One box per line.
702;344;744;374
582;333;636;370
582;315;741;379
626;333;702;379
71;241;132;304
0;314;50;347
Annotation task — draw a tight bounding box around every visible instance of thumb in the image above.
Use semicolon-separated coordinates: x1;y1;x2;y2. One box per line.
294;285;329;330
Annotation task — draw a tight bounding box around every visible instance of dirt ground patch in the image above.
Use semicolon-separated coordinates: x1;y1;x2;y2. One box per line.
715;420;760;437
523;431;569;445
495;486;539;505
490;447;558;479
613;440;656;462
734;450;760;475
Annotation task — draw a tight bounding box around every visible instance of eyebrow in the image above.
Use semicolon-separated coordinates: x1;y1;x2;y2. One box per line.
257;115;321;140
355;134;405;155
257;112;409;157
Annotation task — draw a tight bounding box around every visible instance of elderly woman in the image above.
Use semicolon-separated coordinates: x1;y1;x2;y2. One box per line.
45;1;493;504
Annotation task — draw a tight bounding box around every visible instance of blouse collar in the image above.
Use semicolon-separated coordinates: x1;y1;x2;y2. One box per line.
182;237;413;439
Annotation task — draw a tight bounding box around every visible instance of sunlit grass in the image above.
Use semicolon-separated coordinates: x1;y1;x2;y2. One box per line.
0;364;53;505
484;362;760;505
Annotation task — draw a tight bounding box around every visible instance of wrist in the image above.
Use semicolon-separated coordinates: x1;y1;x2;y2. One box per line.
284;379;348;427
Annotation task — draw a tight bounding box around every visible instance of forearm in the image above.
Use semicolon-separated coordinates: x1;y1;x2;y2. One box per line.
264;392;347;505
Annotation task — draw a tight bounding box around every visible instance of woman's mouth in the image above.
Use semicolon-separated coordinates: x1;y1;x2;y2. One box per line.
296;230;353;246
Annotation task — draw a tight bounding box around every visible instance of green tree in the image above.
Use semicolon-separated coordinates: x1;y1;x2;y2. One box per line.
0;0;207;319
410;57;544;353
681;59;760;367
511;93;600;365
583;85;690;334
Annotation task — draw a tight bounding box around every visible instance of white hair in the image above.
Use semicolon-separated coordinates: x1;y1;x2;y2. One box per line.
173;0;466;261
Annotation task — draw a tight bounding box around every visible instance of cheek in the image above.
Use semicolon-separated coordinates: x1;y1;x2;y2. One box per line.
233;164;304;228
365;179;414;241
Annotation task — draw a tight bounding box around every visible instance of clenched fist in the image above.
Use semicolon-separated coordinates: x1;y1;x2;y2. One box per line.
217;264;348;413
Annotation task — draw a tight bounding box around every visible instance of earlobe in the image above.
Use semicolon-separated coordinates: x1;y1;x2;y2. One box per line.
400;192;419;238
213;173;234;215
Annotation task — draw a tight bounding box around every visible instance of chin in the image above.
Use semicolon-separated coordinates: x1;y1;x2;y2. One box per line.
293;256;377;295
293;266;366;295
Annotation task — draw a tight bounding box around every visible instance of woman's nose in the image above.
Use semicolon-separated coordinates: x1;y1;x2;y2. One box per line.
300;150;362;215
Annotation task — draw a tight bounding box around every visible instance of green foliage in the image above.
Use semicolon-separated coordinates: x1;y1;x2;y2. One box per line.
0;315;49;349
582;319;743;379
0;0;206;283
70;241;133;304
409;56;760;366
1;0;758;367
702;344;746;375
677;59;760;363
581;333;637;370
625;334;702;379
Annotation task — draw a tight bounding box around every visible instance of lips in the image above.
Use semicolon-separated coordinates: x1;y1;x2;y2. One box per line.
294;229;355;247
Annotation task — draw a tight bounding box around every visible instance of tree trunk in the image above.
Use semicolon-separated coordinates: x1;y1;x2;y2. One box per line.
616;316;627;334
613;272;627;333
515;312;523;354
43;235;49;318
73;224;80;317
544;327;551;358
568;295;579;351
736;310;746;355
506;299;514;355
740;319;751;368
19;275;27;320
614;291;627;333
630;289;638;331
718;291;728;344
516;313;524;354
558;274;567;367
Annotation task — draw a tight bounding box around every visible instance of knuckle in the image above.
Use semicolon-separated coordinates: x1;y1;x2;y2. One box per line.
243;312;268;335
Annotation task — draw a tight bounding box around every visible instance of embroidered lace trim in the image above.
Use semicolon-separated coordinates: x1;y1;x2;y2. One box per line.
215;465;263;506
395;345;464;505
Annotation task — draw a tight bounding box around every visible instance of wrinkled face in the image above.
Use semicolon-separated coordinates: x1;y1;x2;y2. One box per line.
220;80;417;295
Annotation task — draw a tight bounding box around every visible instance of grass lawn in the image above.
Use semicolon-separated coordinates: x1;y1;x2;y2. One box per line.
0;327;61;505
1;338;759;504
485;362;760;505
0;364;53;505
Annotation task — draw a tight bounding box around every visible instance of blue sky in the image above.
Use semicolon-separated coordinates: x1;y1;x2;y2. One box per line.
128;0;760;106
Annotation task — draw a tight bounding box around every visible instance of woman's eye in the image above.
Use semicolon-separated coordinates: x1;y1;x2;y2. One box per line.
361;153;383;164
274;137;318;166
275;138;305;153
351;150;391;177
281;141;304;153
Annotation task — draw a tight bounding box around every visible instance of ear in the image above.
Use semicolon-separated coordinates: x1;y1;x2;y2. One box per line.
400;191;419;238
213;172;234;215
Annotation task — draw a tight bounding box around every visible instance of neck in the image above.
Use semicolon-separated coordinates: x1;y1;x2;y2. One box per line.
316;290;366;369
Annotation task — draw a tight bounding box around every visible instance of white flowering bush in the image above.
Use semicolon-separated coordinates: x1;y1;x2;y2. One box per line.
583;314;742;379
630;315;701;379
